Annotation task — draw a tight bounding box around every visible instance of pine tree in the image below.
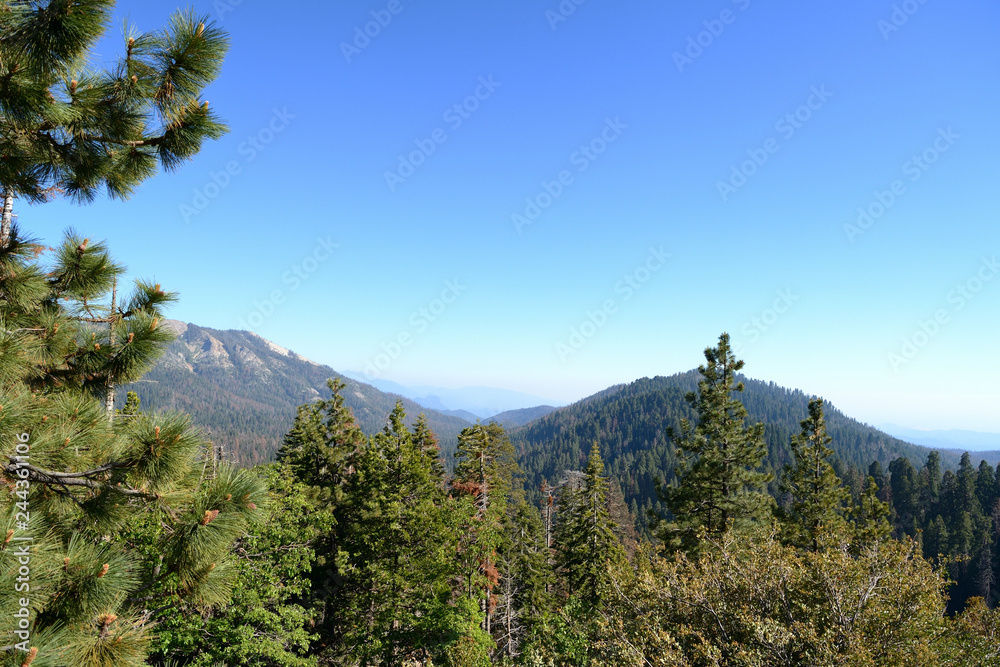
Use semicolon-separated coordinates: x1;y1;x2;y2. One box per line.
412;411;446;484
277;377;365;493
495;500;554;660
275;379;366;656
869;460;890;504
451;421;518;644
779;398;849;551
921;451;943;510
656;333;772;550
0;232;265;666
0;1;229;244
554;442;625;606
150;465;330;667
0;227;177;415
956;453;981;517
924;515;950;562
850;476;892;551
889;456;922;538
331;401;460;665
975;459;999;518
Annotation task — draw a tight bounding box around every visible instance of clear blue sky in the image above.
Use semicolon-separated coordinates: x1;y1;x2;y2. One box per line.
19;0;1000;431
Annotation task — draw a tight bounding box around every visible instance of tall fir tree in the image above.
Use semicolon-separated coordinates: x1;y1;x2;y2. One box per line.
554;442;626;606
779;398;850;551
277;377;366;493
275;378;366;655
331;401;462;665
494;500;554;661
921;451;943;510
412;411;446;485
975;459;999;519
850;475;892;551
451;421;518;647
655;332;772;550
889;456;922;538
956;453;981;517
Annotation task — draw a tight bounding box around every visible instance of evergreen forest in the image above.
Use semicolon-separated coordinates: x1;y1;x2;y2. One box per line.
2;2;999;666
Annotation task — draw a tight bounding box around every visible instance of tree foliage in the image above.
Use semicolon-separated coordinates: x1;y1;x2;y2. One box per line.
0;230;264;666
656;332;773;550
779;398;850;551
0;0;229;237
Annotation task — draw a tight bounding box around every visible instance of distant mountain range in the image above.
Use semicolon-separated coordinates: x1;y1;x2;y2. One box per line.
491;405;558;428
123;323;1000;505
879;424;1000;453
339;373;557;419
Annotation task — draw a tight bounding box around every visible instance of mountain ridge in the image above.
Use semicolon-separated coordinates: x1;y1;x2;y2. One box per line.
508;371;1000;531
127;323;999;492
121;321;469;465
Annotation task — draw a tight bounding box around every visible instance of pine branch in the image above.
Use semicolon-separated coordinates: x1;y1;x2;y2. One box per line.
3;457;156;498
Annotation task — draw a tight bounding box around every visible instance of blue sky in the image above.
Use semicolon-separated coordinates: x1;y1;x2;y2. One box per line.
19;0;1000;431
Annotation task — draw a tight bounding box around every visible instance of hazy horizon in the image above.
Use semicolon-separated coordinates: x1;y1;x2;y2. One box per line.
17;0;1000;432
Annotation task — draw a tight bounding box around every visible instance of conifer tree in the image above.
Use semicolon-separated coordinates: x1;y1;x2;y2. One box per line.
850;476;892;551
869;460;889;503
494;500;554;660
924;515;950;562
975;459;999;518
412;411;446;484
451;421;518;644
332;401;460;665
0;229;265;666
0;1;230;244
150;465;330;667
275;378;365;654
554;442;625;605
921;451;943;510
277;377;365;493
779;398;849;551
656;333;772;550
889;456;922;538
956;453;981;517
0;226;178;416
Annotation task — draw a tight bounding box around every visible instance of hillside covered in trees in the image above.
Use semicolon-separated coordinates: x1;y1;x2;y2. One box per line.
3;2;999;665
509;371;999;532
118;321;470;465
5;223;1000;663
